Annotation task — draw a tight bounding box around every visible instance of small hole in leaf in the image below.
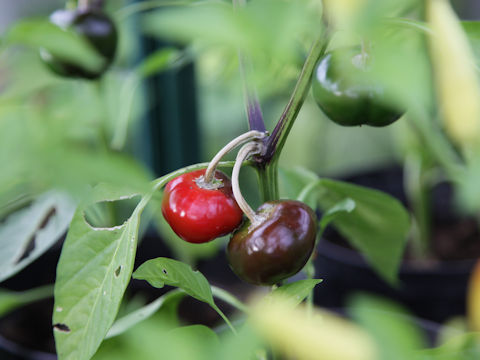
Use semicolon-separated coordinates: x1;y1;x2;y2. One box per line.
53;323;71;333
16;206;57;263
39;207;56;229
83;196;141;229
162;269;168;275
17;235;36;263
115;265;122;277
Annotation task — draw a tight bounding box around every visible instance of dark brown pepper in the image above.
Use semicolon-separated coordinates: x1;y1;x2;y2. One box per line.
227;200;317;285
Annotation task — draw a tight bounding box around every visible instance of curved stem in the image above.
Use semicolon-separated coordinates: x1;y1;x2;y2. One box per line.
204;130;267;183
232;142;264;224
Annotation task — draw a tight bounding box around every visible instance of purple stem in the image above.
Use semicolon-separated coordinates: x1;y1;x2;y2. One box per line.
246;93;267;132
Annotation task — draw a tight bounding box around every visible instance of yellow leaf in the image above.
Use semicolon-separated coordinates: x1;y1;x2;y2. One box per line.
427;0;480;146
250;295;378;360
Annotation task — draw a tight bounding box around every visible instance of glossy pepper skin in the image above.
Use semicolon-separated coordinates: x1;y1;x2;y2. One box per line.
162;169;243;244
312;48;402;127
41;8;117;79
227;200;317;285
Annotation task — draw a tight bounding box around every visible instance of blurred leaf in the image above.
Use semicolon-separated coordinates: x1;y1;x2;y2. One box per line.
0;285;53;318
133;257;214;306
4;18;104;72
268;279;323;307
53;184;151;360
214;323;263;360
310;179;410;285
136;48;182;78
96;320;221;360
0;191;75;282
427;0;480;146
106;290;185;339
278;166;318;201
168;325;221;357
318;198;356;232
415;333;480;360
462;21;480;68
142;0;322;90
0;104;151;206
250;294;378;360
349;294;426;360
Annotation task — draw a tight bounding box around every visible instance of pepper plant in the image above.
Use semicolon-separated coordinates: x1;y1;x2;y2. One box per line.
1;0;480;359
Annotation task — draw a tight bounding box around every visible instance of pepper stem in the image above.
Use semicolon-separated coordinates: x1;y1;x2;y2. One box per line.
203;130;267;183
232;141;264;224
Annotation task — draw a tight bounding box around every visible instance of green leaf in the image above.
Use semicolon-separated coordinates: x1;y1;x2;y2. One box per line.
214;323;263;360
349;294;426;360
133;257;237;334
167;325;220;358
106;290;185;339
269;279;323;307
0;285;54;318
311;179;410;285
95;322;220;360
318;198;356;232
133;257;214;306
462;21;480;69
278;166;319;202
53;184;151;360
0;191;75;282
5;18;104;72
415;333;480;360
136;48;182;78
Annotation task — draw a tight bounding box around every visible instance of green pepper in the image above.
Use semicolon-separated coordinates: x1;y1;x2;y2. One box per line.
312;48;403;127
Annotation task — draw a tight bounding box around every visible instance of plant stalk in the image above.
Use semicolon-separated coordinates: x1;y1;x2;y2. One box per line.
264;35;327;164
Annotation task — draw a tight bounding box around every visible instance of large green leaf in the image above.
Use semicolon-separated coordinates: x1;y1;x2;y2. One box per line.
308;179;410;284
53;184;151;360
0;191;75;282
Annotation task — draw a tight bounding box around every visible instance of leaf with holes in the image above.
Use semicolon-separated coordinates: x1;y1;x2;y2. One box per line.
53;184;150;360
133;257;214;306
0;191;75;282
133;257;237;333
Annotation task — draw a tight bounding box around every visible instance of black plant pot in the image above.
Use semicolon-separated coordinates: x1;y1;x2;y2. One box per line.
314;238;476;323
